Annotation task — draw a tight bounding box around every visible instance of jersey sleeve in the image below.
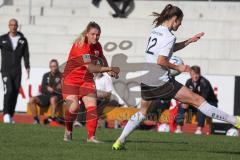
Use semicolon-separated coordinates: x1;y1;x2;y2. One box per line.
200;78;211;100
185;79;191;87
23;38;30;69
41;73;49;94
0;36;2;49
157;36;175;57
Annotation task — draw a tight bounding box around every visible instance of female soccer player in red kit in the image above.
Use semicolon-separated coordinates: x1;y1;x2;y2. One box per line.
62;22;119;143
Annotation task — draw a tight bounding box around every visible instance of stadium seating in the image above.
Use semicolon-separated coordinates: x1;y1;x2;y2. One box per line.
1;0;240;75
1;0;238;109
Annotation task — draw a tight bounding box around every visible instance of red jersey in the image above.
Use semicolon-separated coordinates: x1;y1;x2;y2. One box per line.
63;42;104;85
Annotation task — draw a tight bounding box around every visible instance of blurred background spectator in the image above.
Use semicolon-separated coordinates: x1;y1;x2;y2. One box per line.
29;59;62;124
0;19;30;123
73;73;115;127
95;73;113;107
92;0;101;8
92;0;134;18
175;66;218;134
107;0;134;18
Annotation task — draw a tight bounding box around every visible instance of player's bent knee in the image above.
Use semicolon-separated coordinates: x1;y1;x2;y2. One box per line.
191;94;205;107
139;99;151;115
66;95;78;101
29;97;36;104
50;96;57;105
65;98;79;113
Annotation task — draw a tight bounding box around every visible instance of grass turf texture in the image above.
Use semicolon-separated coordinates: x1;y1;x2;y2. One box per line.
0;123;240;160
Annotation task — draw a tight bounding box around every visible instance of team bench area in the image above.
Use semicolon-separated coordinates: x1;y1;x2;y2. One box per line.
25;104;210;134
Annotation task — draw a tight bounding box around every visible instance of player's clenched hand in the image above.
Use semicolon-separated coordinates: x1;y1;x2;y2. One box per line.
176;64;191;73
108;67;120;79
111;67;120;74
108;71;119;79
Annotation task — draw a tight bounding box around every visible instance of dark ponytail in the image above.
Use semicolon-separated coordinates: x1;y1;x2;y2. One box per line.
152;4;183;27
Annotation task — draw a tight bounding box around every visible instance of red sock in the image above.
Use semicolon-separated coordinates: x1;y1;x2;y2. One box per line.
65;108;78;132
86;106;98;139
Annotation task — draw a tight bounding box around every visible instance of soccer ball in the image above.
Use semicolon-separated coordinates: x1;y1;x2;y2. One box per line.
157;123;170;133
226;128;239;137
169;56;184;76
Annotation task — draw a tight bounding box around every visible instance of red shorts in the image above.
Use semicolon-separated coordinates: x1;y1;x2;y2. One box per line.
62;81;96;99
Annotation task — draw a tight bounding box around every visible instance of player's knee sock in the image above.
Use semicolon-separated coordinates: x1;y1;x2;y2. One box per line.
86;106;98;139
198;101;237;125
65;109;78;132
118;112;146;143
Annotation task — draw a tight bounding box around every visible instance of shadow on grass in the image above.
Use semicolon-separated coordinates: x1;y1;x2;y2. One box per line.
104;139;188;145
207;150;240;155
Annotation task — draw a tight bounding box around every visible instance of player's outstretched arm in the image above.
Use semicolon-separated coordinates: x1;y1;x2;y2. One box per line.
86;63;120;77
173;32;205;52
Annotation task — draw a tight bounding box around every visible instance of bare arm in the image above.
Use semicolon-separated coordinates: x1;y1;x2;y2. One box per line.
86;63;120;75
157;55;191;73
173;40;189;52
100;51;119;78
98;50;120;78
101;54;109;67
173;32;205;52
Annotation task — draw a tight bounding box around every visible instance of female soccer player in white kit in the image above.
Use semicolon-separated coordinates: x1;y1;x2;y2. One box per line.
112;4;240;150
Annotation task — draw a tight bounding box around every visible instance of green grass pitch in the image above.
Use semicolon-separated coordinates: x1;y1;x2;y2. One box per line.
0;123;240;160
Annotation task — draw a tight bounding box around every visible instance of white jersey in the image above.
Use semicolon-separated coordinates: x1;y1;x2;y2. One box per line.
95;73;113;93
141;25;176;86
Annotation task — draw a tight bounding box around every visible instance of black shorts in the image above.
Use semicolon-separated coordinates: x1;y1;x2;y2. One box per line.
36;94;62;107
141;79;183;101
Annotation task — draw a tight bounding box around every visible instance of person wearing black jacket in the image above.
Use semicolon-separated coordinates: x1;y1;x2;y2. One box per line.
0;19;30;123
29;59;62;124
107;0;134;18
175;65;218;134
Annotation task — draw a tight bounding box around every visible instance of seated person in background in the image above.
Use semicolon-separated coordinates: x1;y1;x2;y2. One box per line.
107;0;134;18
29;59;62;124
73;73;113;127
92;0;101;8
175;65;218;134
95;73;113;107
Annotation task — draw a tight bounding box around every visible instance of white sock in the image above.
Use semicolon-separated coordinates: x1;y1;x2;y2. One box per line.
198;101;236;125
118;112;146;143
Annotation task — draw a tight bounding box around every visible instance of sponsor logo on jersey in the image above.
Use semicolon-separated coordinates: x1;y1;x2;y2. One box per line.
197;86;200;92
82;54;91;63
3;77;8;82
55;77;60;83
47;77;50;83
19;40;25;44
151;31;163;36
189;86;193;90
